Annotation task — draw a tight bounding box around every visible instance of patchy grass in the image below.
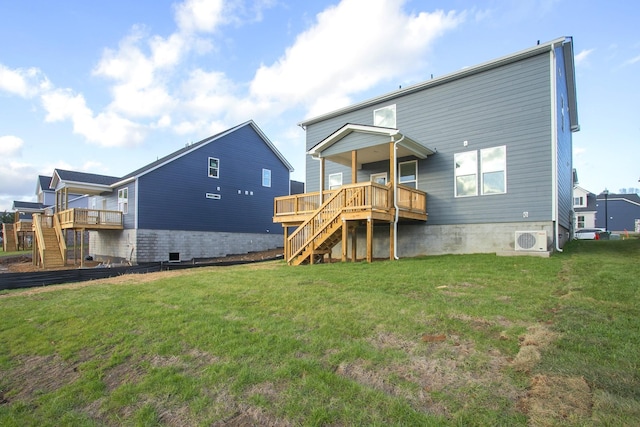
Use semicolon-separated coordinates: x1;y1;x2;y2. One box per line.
0;239;639;425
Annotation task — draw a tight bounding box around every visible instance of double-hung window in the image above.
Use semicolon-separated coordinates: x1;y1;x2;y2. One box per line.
480;146;506;195
398;161;417;189
262;168;271;187
208;157;219;178
454;151;478;197
118;188;128;214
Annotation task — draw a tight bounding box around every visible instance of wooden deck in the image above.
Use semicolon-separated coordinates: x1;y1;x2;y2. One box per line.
273;182;427;265
57;208;124;230
273;182;427;225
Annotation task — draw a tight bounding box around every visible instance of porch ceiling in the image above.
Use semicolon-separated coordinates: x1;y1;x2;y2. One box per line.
308;124;435;167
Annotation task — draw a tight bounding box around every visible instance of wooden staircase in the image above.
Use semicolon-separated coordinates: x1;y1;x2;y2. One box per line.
287;187;363;265
2;223;17;252
32;214;66;268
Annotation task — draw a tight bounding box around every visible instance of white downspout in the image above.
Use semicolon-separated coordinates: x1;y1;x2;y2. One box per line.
393;134;405;260
550;42;562;252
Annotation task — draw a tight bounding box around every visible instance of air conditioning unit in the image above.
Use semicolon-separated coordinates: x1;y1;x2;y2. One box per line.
515;231;547;252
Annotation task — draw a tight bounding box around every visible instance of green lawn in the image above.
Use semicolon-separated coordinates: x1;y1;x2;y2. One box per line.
1;239;638;426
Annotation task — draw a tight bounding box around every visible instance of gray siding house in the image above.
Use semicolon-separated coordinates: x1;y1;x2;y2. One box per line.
274;37;579;263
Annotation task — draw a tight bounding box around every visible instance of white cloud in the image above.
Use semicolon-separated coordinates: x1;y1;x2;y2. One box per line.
0;64;50;98
575;48;594;66
41;88;146;147
0;161;37;197
0;135;24;157
249;0;463;117
623;54;640;66
175;0;225;33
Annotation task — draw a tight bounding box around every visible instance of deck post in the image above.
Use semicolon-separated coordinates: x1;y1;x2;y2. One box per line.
80;229;84;268
283;226;289;261
351;225;357;262
351;150;357;184
366;218;373;263
342;219;348;262
390;222;395;260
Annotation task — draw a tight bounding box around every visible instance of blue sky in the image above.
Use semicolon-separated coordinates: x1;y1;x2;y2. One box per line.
1;0;638;211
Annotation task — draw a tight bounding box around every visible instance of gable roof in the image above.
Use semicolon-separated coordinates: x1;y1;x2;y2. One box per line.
12;201;46;212
308;123;436;167
299;37;579;131
596;193;640;206
115;120;293;186
37;175;53;193
51;169;120;195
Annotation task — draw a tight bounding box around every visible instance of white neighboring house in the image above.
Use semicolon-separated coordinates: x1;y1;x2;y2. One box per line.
573;185;597;230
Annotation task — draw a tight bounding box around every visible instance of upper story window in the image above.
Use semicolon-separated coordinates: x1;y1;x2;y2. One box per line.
399;160;417;189
373;104;396;128
573;196;585;207
262;168;271;187
480;146;506;195
118;188;128;214
329;173;342;190
208;157;219;178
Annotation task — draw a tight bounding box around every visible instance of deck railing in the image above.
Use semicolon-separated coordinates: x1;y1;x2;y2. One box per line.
57;208;123;229
286;182;392;262
274;182;426;219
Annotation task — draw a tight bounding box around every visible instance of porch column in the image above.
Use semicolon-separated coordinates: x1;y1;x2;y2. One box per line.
319;157;325;202
366;218;373;263
351;150;357;184
389;142;396;187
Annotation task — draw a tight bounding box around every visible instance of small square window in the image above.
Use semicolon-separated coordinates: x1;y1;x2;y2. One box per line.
373;104;396;128
328;173;342;190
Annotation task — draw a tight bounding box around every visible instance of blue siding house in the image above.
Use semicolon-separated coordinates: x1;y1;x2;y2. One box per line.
274;37;579;264
595;192;640;233
47;120;292;263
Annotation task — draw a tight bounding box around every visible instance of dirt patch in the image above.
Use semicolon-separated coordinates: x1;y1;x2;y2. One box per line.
0;355;81;402
337;331;519;417
512;324;559;373
519;374;592;425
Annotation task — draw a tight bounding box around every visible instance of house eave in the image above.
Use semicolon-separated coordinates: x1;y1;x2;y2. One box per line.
299;37;575;128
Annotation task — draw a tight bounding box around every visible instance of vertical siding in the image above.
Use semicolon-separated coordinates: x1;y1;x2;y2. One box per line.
306;53;556;226
136;124;289;234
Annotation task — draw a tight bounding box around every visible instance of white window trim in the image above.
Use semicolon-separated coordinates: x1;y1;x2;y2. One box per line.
373;104;397;128
262;168;272;187
370;172;388;185
398;160;417;188
208;157;220;179
480;145;507;196
454;150;478;198
328;172;343;190
117;188;129;215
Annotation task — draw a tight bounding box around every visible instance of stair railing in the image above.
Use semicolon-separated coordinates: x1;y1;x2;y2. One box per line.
53;213;67;265
32;213;46;267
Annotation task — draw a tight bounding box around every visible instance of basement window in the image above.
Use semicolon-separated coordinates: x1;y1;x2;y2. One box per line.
169;252;180;262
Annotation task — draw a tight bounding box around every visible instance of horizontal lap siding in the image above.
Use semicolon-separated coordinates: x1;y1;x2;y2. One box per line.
307;53;554;225
137;125;289;234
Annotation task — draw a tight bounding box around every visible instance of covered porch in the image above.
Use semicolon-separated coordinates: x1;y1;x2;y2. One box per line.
273;124;435;265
